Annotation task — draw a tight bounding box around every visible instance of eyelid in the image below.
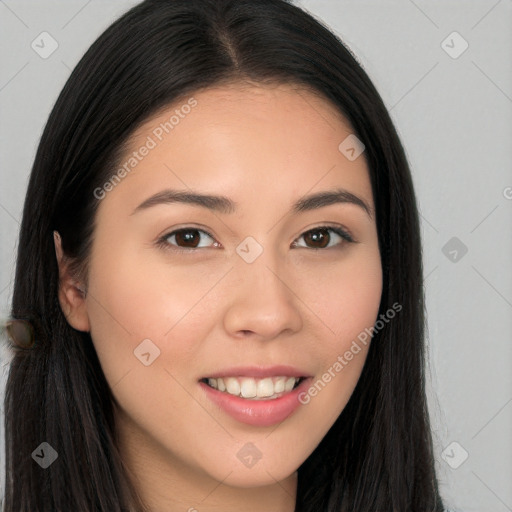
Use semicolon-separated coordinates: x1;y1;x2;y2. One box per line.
295;224;355;245
155;223;356;253
155;225;218;252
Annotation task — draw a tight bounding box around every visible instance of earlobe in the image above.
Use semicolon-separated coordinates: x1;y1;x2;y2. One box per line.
53;230;90;332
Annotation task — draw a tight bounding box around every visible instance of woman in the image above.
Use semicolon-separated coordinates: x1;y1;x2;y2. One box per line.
3;0;447;510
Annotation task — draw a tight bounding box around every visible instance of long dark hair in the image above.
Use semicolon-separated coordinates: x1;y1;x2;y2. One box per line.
3;0;444;510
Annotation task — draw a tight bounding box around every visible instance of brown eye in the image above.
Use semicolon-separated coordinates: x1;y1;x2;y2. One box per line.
158;225;353;253
163;228;216;250
303;228;330;248
293;226;353;249
174;229;201;248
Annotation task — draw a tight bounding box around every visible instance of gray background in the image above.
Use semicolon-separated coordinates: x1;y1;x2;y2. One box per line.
1;1;511;510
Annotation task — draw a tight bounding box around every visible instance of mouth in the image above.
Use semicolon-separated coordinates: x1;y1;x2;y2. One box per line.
200;375;307;400
198;365;313;426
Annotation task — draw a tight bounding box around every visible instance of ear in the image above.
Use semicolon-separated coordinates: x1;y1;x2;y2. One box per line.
53;230;90;332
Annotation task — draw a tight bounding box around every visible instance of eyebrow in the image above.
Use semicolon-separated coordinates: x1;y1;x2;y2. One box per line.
131;187;372;218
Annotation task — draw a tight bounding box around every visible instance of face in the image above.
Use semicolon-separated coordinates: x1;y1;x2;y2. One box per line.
61;82;382;495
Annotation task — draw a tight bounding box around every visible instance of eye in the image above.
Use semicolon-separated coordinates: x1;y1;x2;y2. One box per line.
292;226;354;250
157;227;218;252
156;224;354;253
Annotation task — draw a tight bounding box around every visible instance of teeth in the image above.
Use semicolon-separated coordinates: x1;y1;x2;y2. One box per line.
225;377;240;396
284;377;296;392
205;376;301;400
257;377;274;397
240;378;257;398
274;378;285;393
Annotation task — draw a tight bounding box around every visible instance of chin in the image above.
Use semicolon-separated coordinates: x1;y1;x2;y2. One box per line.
214;465;298;489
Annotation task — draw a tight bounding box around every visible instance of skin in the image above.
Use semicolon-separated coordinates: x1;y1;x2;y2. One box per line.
55;82;382;512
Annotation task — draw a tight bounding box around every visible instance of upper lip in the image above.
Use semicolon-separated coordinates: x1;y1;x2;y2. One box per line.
201;365;312;380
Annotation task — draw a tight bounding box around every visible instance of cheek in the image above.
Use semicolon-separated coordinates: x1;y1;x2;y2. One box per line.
248;250;382;480
84;245;228;455
84;242;226;387
294;245;382;348
290;246;382;410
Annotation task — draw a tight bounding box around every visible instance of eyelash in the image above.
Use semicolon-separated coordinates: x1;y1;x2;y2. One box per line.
155;225;355;254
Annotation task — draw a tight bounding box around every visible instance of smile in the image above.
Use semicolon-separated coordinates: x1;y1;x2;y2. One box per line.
201;376;305;400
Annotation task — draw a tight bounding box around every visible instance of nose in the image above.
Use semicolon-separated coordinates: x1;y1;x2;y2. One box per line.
222;254;303;341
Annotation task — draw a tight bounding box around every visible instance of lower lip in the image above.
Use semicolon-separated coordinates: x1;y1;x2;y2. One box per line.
199;378;312;427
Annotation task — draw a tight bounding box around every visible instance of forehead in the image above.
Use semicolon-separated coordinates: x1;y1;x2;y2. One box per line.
148;79;341;111
98;81;372;216
129;81;353;150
